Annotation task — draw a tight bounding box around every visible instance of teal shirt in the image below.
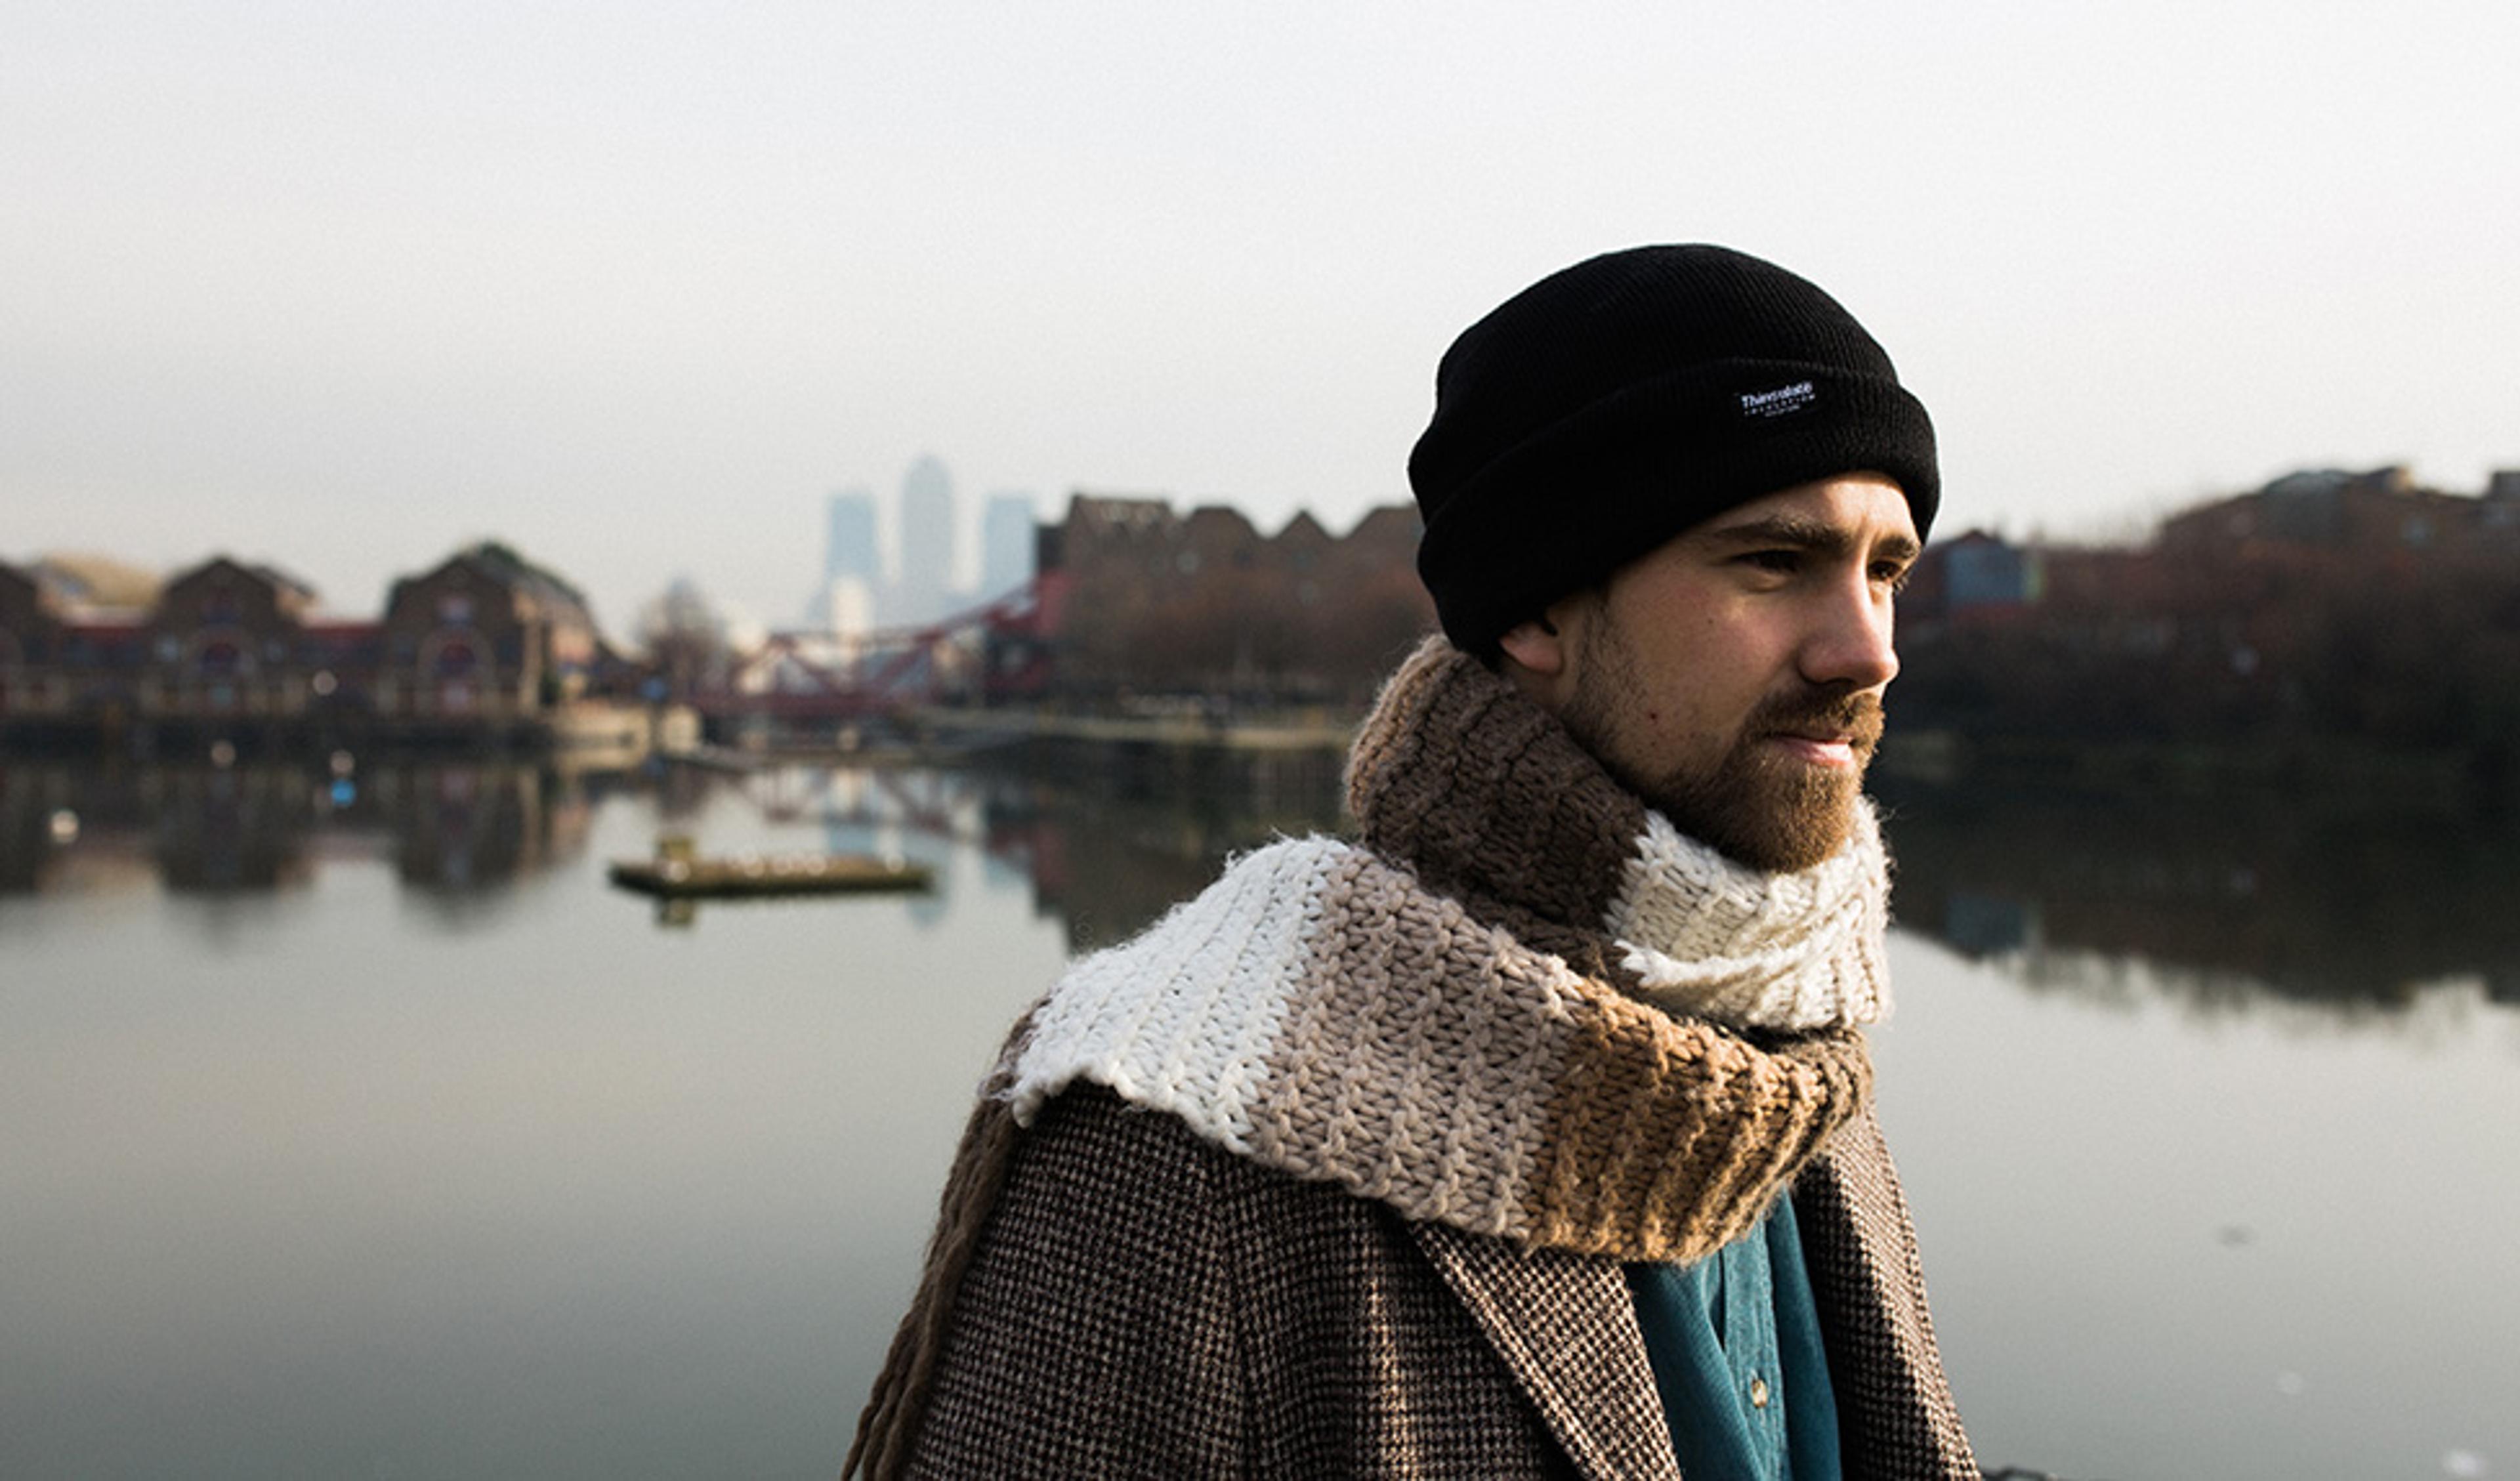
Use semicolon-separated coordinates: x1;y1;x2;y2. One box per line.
1624;1197;1841;1481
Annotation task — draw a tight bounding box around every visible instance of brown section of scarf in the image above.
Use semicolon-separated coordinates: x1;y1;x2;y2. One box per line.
1345;635;1650;982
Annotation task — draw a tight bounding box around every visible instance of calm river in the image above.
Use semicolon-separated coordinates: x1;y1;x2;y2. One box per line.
2;759;2514;1479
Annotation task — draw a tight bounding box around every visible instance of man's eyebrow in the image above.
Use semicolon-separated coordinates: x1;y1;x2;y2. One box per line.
1704;514;1922;564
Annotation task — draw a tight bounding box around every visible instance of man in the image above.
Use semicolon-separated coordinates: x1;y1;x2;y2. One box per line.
845;245;1977;1480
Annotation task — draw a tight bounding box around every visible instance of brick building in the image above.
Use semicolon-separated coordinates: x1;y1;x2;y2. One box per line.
2158;465;2520;556
1036;494;1433;703
376;543;599;724
136;556;324;722
0;561;68;720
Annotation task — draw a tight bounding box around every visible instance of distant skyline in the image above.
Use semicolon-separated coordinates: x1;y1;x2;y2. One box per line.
7;1;2516;638
809;460;1035;633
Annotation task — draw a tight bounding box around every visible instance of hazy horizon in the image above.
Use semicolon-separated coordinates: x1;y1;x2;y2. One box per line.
9;1;2516;636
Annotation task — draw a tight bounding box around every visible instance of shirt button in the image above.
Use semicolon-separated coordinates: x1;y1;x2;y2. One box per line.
1749;1375;1770;1409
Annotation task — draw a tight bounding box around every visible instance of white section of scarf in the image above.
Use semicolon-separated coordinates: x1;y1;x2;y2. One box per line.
1002;836;1347;1139
1604;798;1893;1032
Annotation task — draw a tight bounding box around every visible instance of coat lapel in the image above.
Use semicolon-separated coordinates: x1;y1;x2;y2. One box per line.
1409;1220;1683;1481
1790;1108;1981;1479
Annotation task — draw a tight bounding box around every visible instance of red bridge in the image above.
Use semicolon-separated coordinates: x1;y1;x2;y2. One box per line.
691;578;1057;724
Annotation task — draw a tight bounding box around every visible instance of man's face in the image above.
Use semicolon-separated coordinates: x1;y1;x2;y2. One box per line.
1536;474;1920;871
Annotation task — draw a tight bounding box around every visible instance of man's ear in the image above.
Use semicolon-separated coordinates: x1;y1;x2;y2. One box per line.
1495;615;1568;677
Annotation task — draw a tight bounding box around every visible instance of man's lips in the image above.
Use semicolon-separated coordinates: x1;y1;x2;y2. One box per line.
1751;691;1884;768
1765;732;1862;766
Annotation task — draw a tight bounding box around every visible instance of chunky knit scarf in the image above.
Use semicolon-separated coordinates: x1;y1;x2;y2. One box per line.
846;636;1891;1478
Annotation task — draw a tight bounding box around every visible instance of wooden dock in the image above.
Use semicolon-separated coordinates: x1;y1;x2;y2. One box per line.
607;842;931;900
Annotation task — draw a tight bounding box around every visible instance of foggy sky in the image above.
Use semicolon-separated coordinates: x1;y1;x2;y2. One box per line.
7;0;2515;636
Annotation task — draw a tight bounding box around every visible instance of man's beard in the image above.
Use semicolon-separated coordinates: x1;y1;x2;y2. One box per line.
1559;630;1884;874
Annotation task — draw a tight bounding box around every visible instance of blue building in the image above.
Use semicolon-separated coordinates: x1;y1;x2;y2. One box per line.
896;455;957;626
824;490;881;586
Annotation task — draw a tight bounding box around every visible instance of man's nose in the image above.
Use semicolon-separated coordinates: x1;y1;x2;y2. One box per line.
1800;577;1899;691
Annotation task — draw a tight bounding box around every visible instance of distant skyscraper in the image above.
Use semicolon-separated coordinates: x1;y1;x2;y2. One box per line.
896;454;957;625
824;490;881;584
813;488;883;639
980;492;1037;600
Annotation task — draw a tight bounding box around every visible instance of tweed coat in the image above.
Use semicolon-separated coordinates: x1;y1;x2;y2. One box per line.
898;1083;1971;1480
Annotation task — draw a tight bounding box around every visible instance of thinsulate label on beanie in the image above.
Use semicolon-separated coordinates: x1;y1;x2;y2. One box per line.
1738;380;1817;418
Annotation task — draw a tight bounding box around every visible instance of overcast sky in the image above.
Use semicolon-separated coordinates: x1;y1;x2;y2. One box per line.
7;1;2515;635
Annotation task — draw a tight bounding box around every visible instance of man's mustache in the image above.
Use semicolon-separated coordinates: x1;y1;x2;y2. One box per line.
1753;689;1885;755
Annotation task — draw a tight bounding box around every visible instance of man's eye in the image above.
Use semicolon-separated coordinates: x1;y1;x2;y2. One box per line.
1742;550;1799;574
1874;563;1913;593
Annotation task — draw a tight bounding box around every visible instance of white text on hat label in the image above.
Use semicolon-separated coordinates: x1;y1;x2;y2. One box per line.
1739;381;1817;418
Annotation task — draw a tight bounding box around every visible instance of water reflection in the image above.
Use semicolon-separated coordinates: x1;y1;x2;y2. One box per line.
617;761;1345;948
0;756;1333;949
374;765;597;894
0;760;598;902
1879;779;2520;1012
980;778;1345;951
150;768;320;892
12;757;2520;1013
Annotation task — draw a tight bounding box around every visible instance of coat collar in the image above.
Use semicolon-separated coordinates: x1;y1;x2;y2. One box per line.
1409;1219;1683;1481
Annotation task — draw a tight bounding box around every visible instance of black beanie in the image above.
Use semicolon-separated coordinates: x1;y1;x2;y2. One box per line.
1408;244;1939;658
